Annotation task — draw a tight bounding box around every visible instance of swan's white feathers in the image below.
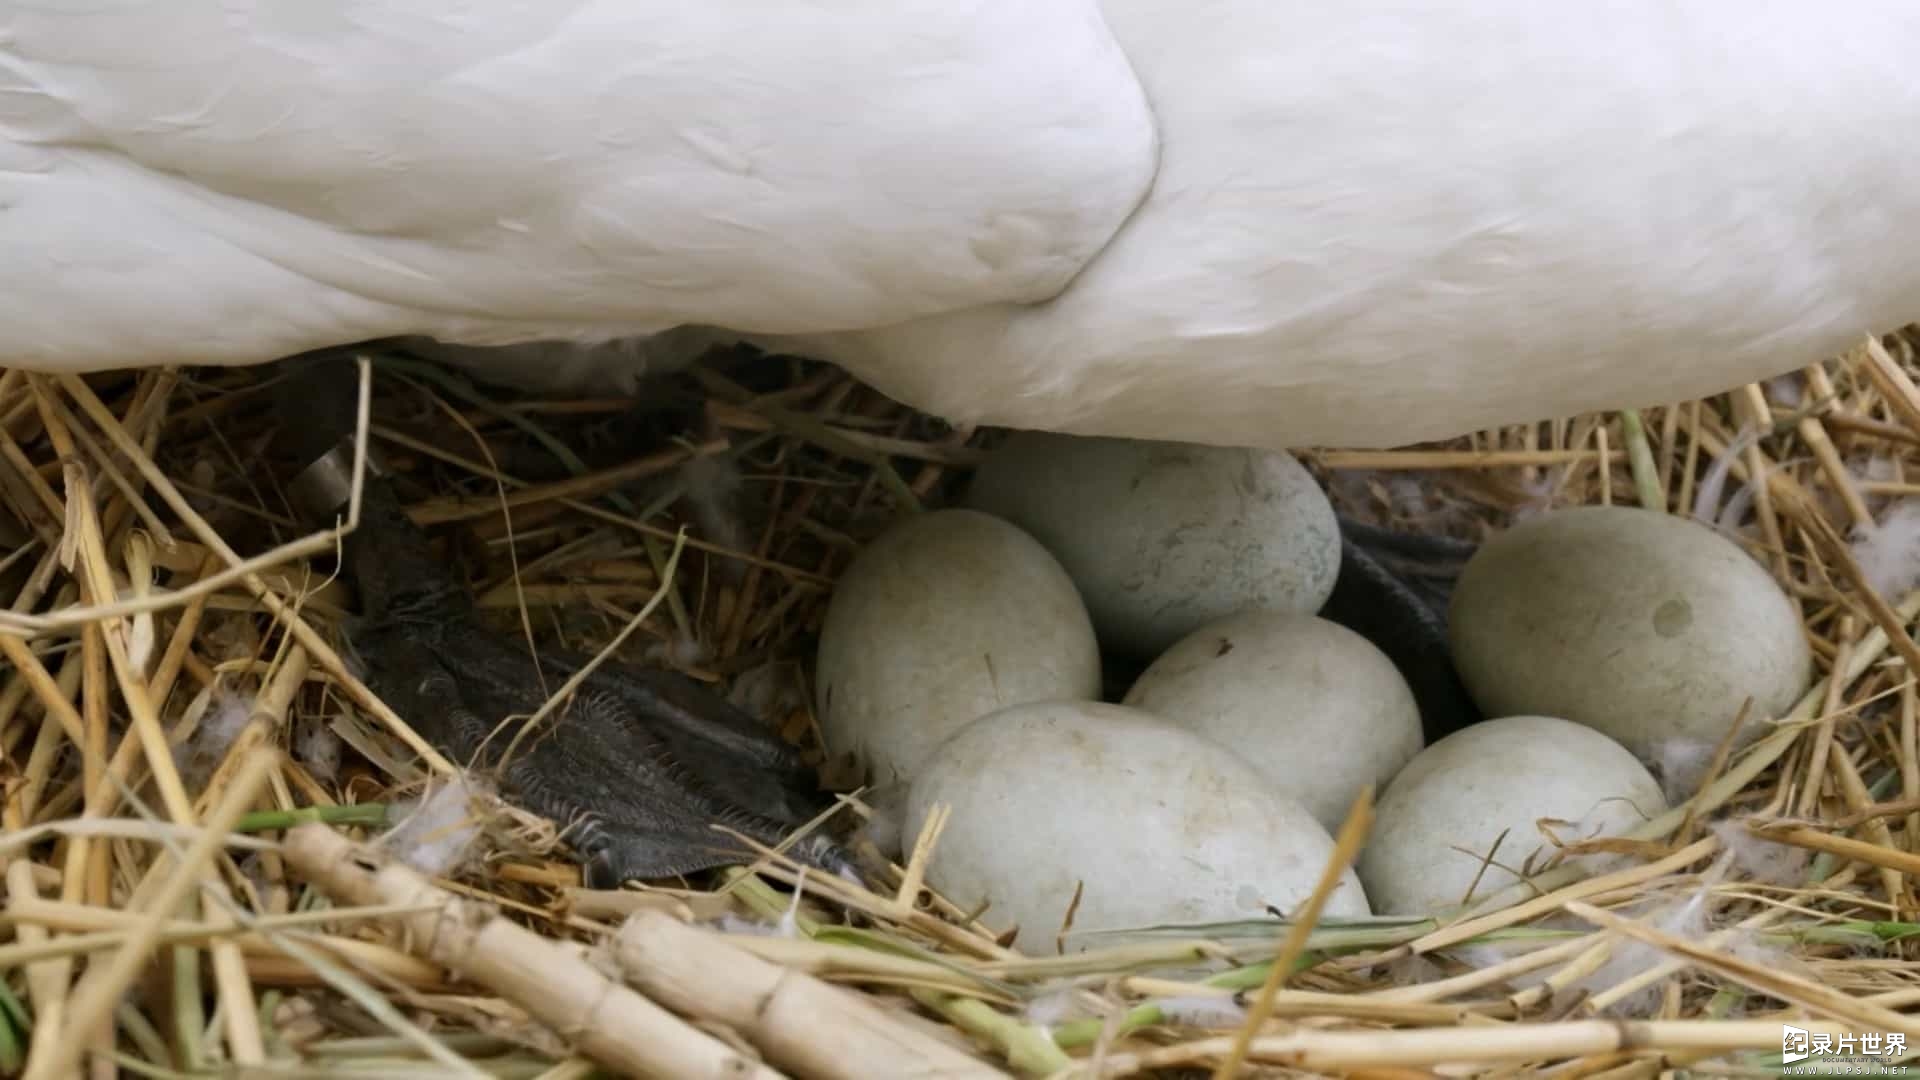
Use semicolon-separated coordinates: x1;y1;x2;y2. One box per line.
2;1;1156;360
5;2;1919;450
783;4;1920;449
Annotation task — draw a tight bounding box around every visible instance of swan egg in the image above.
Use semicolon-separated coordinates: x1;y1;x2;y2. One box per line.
964;432;1341;659
1358;715;1666;916
1123;611;1423;832
815;508;1101;796
1448;506;1810;764
905;700;1370;950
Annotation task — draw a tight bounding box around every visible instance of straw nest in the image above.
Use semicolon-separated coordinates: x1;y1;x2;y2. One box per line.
5;331;1920;1079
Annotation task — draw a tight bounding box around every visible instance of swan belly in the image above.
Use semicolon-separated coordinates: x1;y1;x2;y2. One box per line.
0;0;1156;372
808;1;1920;449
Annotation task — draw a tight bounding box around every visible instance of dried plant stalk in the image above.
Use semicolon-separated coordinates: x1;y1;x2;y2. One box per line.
1064;1018;1858;1075
1565;899;1920;1042
12;335;1920;1079
281;822;787;1079
613;909;1007;1080
25;749;280;1080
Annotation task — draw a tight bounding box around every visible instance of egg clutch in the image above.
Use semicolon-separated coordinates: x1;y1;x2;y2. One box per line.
812;432;1810;947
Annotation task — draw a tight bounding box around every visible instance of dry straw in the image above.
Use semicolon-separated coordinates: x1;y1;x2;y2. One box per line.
4;332;1920;1076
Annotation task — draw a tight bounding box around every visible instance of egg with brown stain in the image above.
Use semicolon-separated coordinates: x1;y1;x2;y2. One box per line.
1448;506;1810;764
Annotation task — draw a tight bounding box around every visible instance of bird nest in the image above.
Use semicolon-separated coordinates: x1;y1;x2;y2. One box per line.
4;331;1920;1079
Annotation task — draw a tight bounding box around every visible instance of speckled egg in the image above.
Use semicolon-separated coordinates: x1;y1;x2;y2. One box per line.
1123;611;1423;831
1447;505;1811;762
1357;715;1667;915
814;508;1100;792
964;432;1340;659
905;700;1370;949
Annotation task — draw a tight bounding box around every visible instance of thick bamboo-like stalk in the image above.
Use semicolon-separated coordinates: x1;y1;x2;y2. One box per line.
613;909;1006;1080
281;823;786;1080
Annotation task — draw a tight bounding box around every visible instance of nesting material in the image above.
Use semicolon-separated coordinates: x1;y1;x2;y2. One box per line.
281;824;783;1080
680;454;753;565
904;700;1369;949
172;684;258;789
1448;505;1812;762
1649;736;1719;807
1850;498;1920;600
612;908;1007;1080
1709;818;1813;886
380;775;495;879
964;431;1340;658
1358;715;1667;916
1122;610;1422;831
1569;883;1715;1018
13;335;1920;1078
292;713;344;783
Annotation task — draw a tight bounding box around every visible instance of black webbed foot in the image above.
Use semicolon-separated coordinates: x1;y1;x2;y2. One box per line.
348;574;851;886
269;356;852;887
1319;516;1484;743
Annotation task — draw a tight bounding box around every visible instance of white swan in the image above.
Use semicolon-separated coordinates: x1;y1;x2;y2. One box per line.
5;1;1918;448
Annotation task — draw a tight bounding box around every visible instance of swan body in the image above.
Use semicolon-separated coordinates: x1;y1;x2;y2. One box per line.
799;4;1920;448
1;3;1155;358
5;1;1919;448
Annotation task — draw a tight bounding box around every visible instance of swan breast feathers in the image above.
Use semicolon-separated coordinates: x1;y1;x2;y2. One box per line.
0;0;1158;365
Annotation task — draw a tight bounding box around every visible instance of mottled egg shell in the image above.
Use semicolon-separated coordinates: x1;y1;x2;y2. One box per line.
1358;715;1666;916
964;432;1340;658
1123;611;1423;832
815;508;1100;790
905;701;1370;949
1448;506;1811;762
